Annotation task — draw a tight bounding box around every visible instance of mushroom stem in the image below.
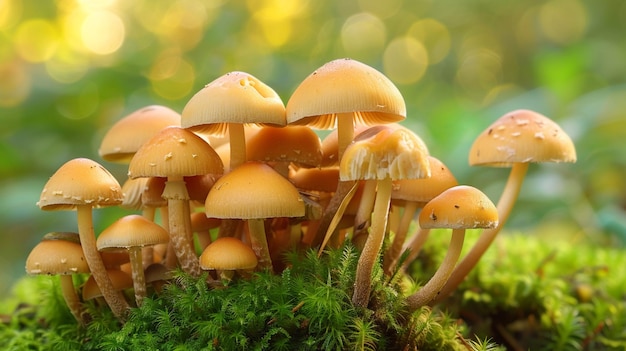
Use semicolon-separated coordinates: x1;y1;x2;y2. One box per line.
128;247;147;306
310;180;357;248
352;177;392;308
383;201;419;274
399;227;431;273
247;218;273;272
228;122;246;171
336;112;355;161
406;228;465;311
162;177;202;277
76;205;129;319
431;162;528;304
353;179;377;240
59;275;84;325
141;207;156;268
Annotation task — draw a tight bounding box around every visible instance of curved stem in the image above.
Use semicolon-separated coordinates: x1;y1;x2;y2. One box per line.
353;179;377;239
384;201;419;274
59;275;84;325
247;218;273;272
431;163;528;304
399;227;431;273
128;247;146;307
352;177;392;308
163;178;201;277
406;228;465;311
76;205;129;319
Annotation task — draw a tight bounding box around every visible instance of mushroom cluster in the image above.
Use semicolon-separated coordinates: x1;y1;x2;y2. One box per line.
28;58;576;323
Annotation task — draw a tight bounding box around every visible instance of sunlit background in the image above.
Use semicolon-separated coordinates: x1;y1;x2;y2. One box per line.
2;0;626;297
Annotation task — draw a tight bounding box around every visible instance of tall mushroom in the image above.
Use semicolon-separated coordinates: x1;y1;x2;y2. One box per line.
181;71;286;172
97;215;170;306
338;126;430;308
405;185;498;311
205;162;305;272
286;58;407;248
433;109;577;304
128;127;224;277
37;158;129;319
25;232;90;325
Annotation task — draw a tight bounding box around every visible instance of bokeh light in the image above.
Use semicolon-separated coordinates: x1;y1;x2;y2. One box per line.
14;19;60;62
80;10;125;55
341;12;386;61
539;0;587;45
382;36;428;85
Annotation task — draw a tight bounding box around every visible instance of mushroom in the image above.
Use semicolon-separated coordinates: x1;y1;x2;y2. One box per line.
205;162;305;272
199;237;258;282
37;158;129;319
433;109;577;304
25;232;90;325
82;269;133;305
337;126;430;308
405;185;498;311
128;127;224;277
181;71;286;171
97;215;170;306
384;156;458;274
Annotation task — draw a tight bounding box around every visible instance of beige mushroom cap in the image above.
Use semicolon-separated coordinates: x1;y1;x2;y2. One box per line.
26;237;90;275
82;269;133;301
419;185;499;229
97;214;170;251
199;237;258;271
340;125;430;181
286;58;406;129
99;105;181;163
391;156;458;204
128;126;224;179
37;158;123;211
205;162;305;219
181;71;286;135
246;126;323;167
469;109;577;167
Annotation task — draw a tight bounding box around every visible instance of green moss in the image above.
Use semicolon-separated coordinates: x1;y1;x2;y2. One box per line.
2;234;624;350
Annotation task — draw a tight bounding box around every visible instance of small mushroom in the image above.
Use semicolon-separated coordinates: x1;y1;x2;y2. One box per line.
199;237;258;282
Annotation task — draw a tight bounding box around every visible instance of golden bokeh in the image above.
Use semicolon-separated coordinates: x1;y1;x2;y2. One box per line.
407;18;450;65
341;12;387;61
80;10;125;55
382;36;428;85
14;19;60;62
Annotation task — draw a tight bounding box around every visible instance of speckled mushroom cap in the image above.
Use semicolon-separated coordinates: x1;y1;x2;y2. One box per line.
418;185;499;230
469;109;577;167
97;215;169;251
391;156;458;204
99;105;181;164
199;237;258;271
340;125;430;181
286;58;406;129
26;237;90;275
181;71;286;136
37;158;123;211
127;126;224;179
205;162;304;219
246;126;323;167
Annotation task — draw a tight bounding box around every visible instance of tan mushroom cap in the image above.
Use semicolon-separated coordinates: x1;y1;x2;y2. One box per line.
419;185;498;229
99;105;181;163
289;167;340;193
37;158;123;211
127;126;224;179
120;177;150;211
97;215;169;251
82;269;133;301
286;58;406;129
469;109;577;167
340;125;430;181
246;126;323;167
199;237;258;271
26;238;90;275
205;162;305;219
391;156;458;204
181;71;286;136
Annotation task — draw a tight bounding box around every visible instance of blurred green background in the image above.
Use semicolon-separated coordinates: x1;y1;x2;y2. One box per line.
1;0;625;298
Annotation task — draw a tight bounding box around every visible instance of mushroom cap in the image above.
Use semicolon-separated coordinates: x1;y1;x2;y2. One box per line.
181;71;286;135
286;58;406;129
128;126;224;179
142;177;167;207
120;177;150;211
97;214;170;251
199;237;258;271
26;237;90;275
469;109;577;167
418;185;498;229
320;124;373;167
340;125;430;181
205;162;305;219
289;166;340;193
391;156;458;203
82;269;133;301
37;158;123;211
246;126;323;167
99;105;181;163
